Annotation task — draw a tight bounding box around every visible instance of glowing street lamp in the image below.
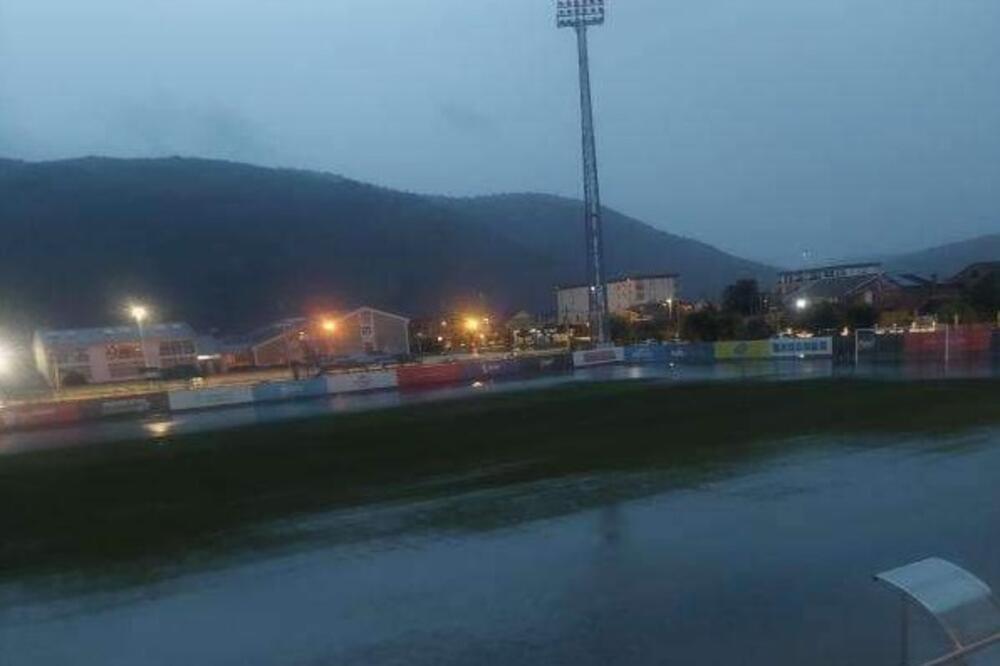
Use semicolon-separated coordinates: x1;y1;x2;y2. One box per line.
464;317;480;333
321;319;338;334
795;298;810;311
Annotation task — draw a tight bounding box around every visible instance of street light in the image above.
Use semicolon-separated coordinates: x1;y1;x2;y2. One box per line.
321;319;337;334
464;317;480;333
795;298;809;311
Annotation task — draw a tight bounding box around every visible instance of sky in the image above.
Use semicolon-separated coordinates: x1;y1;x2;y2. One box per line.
1;0;999;267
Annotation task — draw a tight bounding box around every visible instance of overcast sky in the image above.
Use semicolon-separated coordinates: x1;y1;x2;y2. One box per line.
1;0;998;266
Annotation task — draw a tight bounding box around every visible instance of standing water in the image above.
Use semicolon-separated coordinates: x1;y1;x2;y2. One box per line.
4;425;1000;665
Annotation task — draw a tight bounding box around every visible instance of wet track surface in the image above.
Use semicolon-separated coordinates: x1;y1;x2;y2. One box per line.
1;358;997;454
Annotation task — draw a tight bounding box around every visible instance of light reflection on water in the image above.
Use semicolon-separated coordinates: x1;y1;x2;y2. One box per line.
4;427;1000;666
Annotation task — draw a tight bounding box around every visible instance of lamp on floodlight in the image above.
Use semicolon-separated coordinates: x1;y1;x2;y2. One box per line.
556;0;605;28
129;304;149;324
0;342;11;376
795;298;809;311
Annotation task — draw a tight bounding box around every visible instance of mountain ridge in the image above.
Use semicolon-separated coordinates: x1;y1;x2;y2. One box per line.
0;156;775;332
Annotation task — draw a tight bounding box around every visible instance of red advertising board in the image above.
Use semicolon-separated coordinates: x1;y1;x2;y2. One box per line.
1;402;82;430
904;326;992;357
396;362;466;389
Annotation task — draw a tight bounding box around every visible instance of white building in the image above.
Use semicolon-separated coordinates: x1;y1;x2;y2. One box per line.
556;273;679;326
33;322;198;386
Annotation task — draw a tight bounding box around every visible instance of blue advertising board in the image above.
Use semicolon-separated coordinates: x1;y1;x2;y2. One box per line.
251;378;329;403
663;342;715;364
625;343;715;364
624;344;668;364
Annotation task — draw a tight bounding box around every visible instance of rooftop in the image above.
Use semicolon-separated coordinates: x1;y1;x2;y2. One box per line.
783;274;881;301
37;322;197;347
556;272;679;290
778;262;881;277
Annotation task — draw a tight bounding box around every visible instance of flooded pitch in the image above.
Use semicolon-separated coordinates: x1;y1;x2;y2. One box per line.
4;424;1000;665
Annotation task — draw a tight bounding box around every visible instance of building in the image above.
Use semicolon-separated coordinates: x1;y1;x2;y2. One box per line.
779;272;901;311
556;273;679;326
219;318;309;370
776;263;882;297
334;307;410;357
221;307;411;369
33;322;198;386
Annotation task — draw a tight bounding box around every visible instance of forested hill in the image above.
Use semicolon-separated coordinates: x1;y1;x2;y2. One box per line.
0;157;774;331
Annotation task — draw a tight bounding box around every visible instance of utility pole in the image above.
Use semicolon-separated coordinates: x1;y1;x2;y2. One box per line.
557;0;610;345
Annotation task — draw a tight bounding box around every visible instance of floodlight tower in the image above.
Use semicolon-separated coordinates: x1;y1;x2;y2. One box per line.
557;0;609;345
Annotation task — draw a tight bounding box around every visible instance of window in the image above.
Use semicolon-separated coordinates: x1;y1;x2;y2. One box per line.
53;347;90;365
106;343;142;360
159;340;195;357
109;363;143;379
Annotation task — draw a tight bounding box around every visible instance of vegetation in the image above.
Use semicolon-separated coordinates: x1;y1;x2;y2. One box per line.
609;303;676;344
679;280;774;341
4;378;1000;581
722;278;764;316
680;306;738;342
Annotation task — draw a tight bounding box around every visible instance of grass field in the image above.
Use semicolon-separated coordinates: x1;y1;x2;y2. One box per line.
4;377;1000;582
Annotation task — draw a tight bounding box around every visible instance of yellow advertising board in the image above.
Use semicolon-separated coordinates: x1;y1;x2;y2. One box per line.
714;339;772;360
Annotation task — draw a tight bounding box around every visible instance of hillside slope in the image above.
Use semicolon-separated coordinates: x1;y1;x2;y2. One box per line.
886;233;1000;278
442;193;774;299
0;157;774;332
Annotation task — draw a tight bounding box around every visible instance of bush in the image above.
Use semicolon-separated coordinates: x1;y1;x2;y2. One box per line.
681;308;738;342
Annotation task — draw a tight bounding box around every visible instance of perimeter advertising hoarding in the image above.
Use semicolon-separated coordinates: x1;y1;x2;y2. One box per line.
0;402;82;430
168;386;255;412
252;378;329;403
326;370;399;394
770;337;833;358
572;347;625;367
714;340;771;361
624;343;715;364
78;393;170;420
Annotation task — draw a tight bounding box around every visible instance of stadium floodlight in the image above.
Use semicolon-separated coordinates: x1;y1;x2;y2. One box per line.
129;304;149;323
0;342;11;376
555;0;610;344
556;0;605;28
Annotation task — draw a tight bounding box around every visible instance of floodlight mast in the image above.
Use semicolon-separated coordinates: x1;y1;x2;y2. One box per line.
557;0;609;345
